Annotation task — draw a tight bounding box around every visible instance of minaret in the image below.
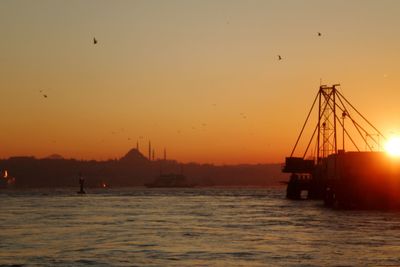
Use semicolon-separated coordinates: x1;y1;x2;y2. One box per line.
152;148;155;161
148;141;151;161
136;141;139;151
164;148;167;161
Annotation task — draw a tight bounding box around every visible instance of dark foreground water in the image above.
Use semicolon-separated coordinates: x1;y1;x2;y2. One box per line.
1;187;400;266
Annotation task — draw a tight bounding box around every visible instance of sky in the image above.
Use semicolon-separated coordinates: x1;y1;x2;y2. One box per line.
1;0;400;164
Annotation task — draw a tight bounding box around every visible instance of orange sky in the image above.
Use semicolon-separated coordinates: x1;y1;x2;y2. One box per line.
1;0;400;164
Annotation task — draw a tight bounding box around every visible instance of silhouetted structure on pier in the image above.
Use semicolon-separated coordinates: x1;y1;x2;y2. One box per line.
283;84;400;209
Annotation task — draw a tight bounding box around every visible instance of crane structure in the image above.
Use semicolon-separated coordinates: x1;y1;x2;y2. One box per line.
283;84;387;204
289;84;385;164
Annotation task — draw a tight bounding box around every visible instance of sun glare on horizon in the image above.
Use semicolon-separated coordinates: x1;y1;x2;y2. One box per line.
384;137;400;157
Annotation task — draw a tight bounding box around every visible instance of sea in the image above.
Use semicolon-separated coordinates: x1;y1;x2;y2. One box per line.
1;187;400;267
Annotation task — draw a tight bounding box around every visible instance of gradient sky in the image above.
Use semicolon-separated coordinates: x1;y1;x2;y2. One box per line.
1;0;400;164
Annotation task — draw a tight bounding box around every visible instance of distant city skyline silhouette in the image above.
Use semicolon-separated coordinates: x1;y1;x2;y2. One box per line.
0;147;287;188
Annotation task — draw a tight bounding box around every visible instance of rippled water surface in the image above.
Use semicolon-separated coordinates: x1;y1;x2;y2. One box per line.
1;187;400;266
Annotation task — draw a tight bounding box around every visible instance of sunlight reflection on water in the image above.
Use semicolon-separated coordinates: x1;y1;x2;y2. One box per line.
1;187;400;266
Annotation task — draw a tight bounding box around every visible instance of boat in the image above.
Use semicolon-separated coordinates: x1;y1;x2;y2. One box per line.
145;173;195;188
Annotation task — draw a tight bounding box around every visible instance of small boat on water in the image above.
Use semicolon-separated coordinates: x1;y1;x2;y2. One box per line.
145;173;195;188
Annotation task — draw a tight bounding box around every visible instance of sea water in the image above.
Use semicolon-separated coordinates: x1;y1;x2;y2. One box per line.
1;187;400;266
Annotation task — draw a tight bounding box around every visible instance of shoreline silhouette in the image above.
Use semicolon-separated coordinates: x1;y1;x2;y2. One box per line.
0;148;287;189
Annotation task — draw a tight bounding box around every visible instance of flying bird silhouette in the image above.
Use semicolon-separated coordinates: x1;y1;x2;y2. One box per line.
93;37;98;44
318;32;322;36
278;55;282;60
39;89;48;98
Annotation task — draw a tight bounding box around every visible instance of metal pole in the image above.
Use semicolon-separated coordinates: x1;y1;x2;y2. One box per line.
342;113;345;151
333;86;337;154
317;87;322;162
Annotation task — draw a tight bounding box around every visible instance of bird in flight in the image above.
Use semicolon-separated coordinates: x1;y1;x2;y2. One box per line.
278;55;282;60
40;90;47;98
93;37;98;44
318;32;322;36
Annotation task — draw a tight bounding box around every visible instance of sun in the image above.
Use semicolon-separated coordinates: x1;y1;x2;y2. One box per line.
384;137;400;157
